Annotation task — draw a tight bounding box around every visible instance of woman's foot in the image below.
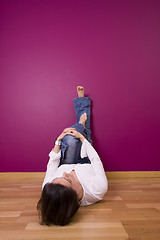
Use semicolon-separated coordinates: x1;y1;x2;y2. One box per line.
79;113;87;128
77;86;84;97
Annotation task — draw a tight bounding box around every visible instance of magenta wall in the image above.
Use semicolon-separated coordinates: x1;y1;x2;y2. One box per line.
0;0;160;172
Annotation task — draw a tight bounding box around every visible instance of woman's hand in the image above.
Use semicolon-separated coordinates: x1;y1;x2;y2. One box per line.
53;128;85;153
66;129;85;143
53;128;76;154
57;128;76;141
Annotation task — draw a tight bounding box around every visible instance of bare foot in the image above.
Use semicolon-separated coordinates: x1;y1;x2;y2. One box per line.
77;86;84;97
79;113;87;127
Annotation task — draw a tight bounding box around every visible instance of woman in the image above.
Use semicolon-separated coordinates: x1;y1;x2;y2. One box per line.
37;86;108;226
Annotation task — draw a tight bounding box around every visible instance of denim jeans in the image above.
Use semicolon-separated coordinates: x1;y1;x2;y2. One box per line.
59;97;92;165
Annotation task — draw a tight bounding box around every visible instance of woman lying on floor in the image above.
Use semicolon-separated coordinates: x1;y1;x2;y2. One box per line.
37;86;108;226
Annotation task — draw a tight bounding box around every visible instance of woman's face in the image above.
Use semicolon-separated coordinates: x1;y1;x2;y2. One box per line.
52;172;81;198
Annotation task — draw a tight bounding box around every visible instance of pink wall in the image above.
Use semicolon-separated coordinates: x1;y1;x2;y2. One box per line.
0;0;160;172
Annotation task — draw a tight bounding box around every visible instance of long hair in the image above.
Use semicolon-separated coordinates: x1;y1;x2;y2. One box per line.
37;183;80;226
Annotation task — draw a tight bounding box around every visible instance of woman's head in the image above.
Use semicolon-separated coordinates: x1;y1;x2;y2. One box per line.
37;183;80;226
52;171;83;200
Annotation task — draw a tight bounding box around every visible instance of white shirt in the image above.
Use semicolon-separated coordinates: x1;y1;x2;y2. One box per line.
42;139;108;206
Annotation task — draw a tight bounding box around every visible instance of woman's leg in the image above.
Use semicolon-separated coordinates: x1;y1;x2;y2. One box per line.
59;87;92;165
73;97;92;144
59;123;84;165
73;85;92;144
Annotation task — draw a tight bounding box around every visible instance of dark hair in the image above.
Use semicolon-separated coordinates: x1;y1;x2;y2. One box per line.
37;183;80;226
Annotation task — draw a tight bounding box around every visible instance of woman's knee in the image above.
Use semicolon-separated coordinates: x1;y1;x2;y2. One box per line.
62;135;78;146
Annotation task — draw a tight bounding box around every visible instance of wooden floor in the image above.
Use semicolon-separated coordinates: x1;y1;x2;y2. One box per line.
0;173;160;240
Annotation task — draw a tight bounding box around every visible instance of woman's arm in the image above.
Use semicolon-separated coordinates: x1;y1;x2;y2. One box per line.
42;128;76;188
67;130;108;197
81;139;108;196
42;150;61;189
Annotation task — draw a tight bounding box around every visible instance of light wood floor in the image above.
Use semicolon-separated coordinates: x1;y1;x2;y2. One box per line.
0;173;160;240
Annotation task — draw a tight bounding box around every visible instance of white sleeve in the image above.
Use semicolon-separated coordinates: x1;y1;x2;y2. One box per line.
42;150;61;189
81;139;108;199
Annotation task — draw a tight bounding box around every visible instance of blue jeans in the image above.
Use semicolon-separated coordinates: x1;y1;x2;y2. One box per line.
59;97;92;165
